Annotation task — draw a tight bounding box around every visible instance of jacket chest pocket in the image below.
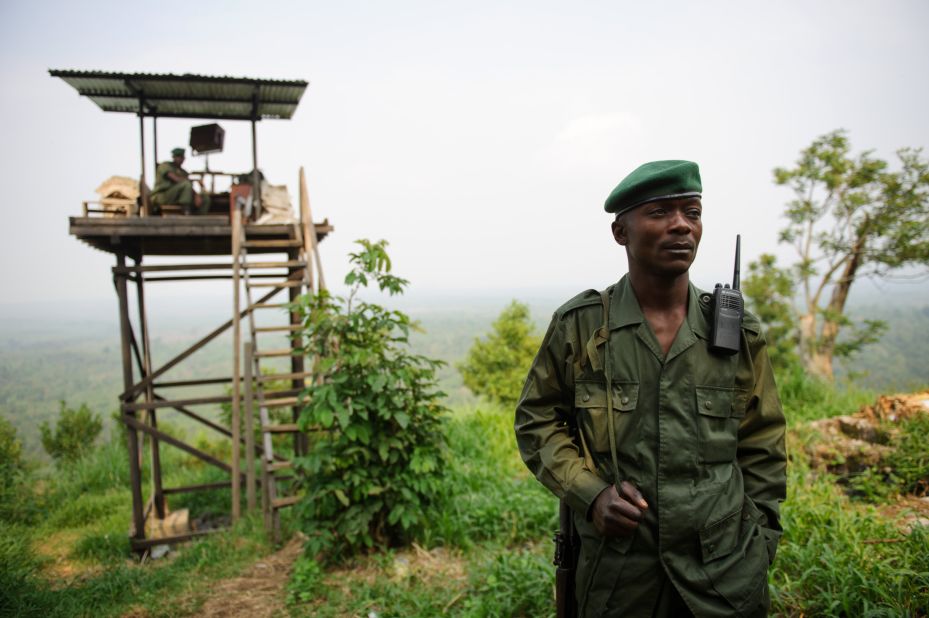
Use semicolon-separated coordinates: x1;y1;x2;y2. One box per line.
575;380;639;457
694;385;743;463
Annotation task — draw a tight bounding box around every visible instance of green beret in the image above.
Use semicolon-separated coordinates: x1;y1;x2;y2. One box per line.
604;160;702;215
171;147;186;157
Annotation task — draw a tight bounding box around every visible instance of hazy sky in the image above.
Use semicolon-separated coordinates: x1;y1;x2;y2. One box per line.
2;0;928;308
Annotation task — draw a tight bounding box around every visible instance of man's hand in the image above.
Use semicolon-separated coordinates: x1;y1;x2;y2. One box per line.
591;481;648;538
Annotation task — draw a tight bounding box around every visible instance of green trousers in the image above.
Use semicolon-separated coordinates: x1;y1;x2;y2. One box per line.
151;181;210;215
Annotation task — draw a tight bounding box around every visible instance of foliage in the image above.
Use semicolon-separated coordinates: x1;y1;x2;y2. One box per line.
461;550;555;618
287;556;324;605
0;417;39;524
294;239;448;557
39;401;103;463
771;129;929;380
742;253;800;372
420;407;555;548
770;457;929;616
458;301;541;407
847;413;929;501
775;362;876;424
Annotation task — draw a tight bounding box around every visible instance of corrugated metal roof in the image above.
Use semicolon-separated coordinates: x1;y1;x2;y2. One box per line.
49;70;308;120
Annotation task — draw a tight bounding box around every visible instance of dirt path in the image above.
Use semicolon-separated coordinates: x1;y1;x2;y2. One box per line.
192;534;305;618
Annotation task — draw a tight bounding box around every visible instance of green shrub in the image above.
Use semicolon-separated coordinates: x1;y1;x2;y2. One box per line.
457;301;541;407
40;401;103;463
294;240;448;558
0;417;40;524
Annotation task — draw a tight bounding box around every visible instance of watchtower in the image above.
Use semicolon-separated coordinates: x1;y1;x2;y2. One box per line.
53;70;331;553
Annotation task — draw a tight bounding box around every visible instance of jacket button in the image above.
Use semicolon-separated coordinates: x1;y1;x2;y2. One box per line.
621;397;630;405
704;400;713;409
582;394;590;402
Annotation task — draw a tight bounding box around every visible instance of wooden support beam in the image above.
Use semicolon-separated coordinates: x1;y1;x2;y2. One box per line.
265;423;300;434
124;394;235;411
163;481;232;495
248;280;303;288
130;529;218;550
114;254;146;545
271;495;301;509
244;342;256;513
123;413;234;473
154;377;232;388
243;239;303;248
120;286;282;400
231;208;242;522
135;263;165;519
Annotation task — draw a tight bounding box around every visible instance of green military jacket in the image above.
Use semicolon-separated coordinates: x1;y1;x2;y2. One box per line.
152;161;189;195
515;276;787;617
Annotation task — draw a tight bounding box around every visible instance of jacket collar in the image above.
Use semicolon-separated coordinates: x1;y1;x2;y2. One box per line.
608;275;711;340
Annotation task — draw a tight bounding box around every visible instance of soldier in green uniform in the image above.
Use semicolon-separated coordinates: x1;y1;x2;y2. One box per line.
515;160;787;617
151;147;210;215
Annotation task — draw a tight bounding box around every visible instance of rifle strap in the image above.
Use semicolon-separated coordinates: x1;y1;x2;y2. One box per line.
600;288;621;486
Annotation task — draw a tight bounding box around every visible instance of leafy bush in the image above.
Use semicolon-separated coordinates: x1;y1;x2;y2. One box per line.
776;363;875;423
458;301;541;406
0;417;39;524
40;401;103;463
294;240;448;557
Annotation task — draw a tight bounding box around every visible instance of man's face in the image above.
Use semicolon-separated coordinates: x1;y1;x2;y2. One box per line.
611;196;703;277
173;154;185;166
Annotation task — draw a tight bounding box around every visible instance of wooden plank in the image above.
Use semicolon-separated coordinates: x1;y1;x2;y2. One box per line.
250;302;290;310
244;260;306;269
257;371;313;383
154;376;232;388
255;349;302;358
124;395;234;411
163;481;232;495
265;423;300;433
263;397;299;409
130;529;219;550
123;414;232;473
271;495;301;509
248;279;303;288
266;461;292;472
299;167;327;291
244;342;256;513
135;266;165;519
231;208;242;522
243;239;303;248
114;254;145;544
255;324;302;333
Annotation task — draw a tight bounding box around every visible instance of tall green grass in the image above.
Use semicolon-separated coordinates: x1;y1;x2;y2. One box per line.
777;364;877;423
770;457;929;615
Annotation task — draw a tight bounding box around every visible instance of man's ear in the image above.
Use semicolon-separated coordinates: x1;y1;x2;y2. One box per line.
612;216;628;246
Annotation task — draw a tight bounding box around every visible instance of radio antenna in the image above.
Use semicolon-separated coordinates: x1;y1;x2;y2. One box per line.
733;234;741;291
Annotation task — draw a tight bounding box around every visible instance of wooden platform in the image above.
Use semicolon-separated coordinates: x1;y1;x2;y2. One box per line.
69;216;333;258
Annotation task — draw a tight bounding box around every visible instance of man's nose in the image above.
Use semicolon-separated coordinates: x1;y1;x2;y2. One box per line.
668;211;692;233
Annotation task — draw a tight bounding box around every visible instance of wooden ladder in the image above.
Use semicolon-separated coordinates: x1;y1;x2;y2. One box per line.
232;168;325;541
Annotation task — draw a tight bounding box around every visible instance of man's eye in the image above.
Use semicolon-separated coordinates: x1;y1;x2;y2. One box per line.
688;210;702;218
649;208;666;216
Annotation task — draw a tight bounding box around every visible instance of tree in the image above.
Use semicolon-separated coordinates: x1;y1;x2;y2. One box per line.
40;401;103;463
458;301;542;407
742;253;799;372
768;129;929;380
294;239;447;557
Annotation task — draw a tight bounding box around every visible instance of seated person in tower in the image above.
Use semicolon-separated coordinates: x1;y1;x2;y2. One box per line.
150;147;210;215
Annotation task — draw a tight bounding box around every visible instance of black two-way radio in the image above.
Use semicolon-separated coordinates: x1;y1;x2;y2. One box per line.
709;235;744;355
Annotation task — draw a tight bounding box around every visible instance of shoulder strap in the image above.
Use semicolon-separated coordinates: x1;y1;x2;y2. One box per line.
600;289;621;485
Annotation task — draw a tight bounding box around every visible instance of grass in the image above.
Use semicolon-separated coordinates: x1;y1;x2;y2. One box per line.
0;429;278;618
3;379;928;617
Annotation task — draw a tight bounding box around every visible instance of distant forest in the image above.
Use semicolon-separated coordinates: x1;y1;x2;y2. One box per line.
1;297;927;461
